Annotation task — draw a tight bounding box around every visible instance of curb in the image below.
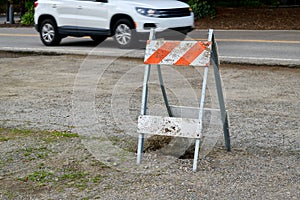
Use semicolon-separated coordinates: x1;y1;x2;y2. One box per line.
1;47;299;68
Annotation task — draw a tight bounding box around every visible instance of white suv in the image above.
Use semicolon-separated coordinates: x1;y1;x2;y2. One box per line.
34;0;194;48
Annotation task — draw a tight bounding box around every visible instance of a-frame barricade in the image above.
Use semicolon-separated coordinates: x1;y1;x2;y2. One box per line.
137;29;231;172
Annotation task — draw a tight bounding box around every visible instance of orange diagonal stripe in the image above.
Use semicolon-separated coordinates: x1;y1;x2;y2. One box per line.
145;41;180;64
175;42;206;66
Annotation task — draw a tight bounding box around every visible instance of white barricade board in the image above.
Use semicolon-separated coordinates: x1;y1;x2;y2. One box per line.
138;115;202;138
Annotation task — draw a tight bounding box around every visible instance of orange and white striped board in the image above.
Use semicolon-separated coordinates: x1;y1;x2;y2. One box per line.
144;40;212;67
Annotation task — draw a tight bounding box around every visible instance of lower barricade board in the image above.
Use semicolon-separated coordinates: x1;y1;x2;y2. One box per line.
138;115;202;138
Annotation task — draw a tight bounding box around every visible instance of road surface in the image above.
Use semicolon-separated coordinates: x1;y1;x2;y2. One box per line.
0;27;299;66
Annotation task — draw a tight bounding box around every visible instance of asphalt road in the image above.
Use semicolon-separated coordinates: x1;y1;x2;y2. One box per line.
0;27;299;66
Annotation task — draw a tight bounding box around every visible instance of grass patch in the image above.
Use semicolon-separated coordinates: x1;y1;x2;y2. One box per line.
17;169;108;192
41;130;79;143
92;175;102;183
44;130;79;138
16;146;51;160
0;128;78;143
60;171;88;181
0;128;32;141
1;127;110;192
0;136;10;142
90;160;110;169
19;170;91;188
19;170;54;186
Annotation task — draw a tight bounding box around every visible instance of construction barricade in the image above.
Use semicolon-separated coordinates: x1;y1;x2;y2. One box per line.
137;29;231;172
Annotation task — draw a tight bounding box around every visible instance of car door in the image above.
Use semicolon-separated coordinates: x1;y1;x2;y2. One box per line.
51;0;78;27
75;0;110;31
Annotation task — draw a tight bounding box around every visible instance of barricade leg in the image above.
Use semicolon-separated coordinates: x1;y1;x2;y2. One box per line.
193;138;201;172
137;29;157;164
210;31;231;151
211;58;231;151
137;64;151;164
137;133;144;164
193;66;209;172
223;114;231;151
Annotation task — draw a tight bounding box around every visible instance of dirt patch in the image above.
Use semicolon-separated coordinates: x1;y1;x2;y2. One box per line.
0;54;299;199
196;7;300;30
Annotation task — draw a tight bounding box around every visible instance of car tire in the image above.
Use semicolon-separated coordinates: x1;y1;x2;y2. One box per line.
113;19;137;49
90;36;107;44
39;19;61;46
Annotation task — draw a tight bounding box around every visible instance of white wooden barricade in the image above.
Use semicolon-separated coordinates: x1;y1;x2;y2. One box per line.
137;29;231;172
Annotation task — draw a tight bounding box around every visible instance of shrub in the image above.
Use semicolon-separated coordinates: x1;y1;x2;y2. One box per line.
188;0;216;19
21;1;34;25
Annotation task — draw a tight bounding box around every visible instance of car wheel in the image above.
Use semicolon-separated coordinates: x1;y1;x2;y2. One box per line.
113;19;137;49
90;36;107;44
40;19;61;46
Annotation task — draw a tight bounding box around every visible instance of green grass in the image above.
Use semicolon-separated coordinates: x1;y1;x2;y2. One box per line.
0;128;79;143
0;136;10;142
18;168;109;190
19;170;90;187
17;146;50;160
1;127;110;192
0;128;32;142
19;170;54;186
60;171;88;181
45;130;79;138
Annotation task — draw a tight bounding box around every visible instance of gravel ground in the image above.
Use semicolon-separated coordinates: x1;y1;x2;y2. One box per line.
0;52;299;199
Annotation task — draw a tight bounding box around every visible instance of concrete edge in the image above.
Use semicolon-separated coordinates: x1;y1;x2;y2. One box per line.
0;47;299;68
